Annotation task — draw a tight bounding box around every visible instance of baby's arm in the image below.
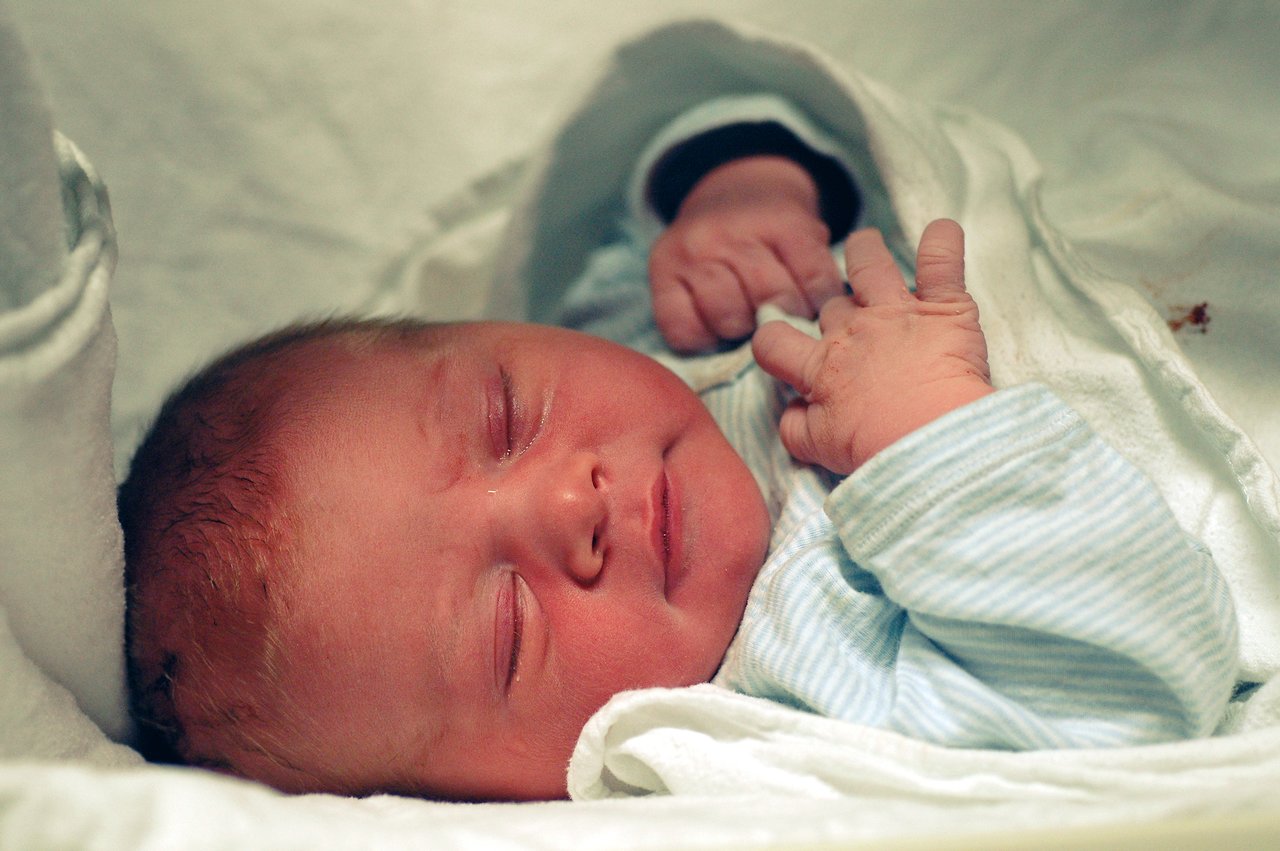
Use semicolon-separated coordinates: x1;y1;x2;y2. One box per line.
818;380;1239;746
649;155;843;353
740;221;1238;744
753;219;993;473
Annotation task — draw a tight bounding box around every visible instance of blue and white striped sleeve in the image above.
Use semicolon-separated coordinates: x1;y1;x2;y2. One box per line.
830;383;1239;747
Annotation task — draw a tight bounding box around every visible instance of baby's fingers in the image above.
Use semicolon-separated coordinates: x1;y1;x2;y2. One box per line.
772;231;843;314
650;273;717;353
776;399;822;467
914;219;967;302
733;243;807;319
752;320;820;398
686;262;755;341
844;227;909;306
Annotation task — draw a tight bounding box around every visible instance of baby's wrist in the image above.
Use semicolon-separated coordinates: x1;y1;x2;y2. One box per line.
854;378;995;468
680;155;823;221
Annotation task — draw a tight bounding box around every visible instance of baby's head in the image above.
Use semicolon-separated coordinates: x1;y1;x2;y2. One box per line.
121;317;770;800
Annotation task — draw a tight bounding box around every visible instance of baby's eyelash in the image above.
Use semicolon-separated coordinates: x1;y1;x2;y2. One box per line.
506;573;523;691
500;368;516;457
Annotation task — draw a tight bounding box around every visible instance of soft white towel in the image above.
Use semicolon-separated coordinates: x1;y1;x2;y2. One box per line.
571;683;1280;805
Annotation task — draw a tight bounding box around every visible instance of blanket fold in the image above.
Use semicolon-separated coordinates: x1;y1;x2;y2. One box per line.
570;683;1280;803
0;1;129;743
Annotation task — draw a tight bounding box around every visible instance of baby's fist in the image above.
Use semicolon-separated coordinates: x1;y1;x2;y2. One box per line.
649;156;843;353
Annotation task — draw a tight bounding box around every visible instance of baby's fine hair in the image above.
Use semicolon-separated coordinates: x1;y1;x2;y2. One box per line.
119;315;435;776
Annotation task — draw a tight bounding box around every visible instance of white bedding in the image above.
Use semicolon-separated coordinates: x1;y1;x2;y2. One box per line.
3;2;1280;848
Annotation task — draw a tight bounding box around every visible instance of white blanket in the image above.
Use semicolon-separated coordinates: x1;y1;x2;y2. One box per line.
0;1;130;744
3;3;1280;848
570;683;1280;801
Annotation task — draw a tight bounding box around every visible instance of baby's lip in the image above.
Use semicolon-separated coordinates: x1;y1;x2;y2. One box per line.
651;452;685;599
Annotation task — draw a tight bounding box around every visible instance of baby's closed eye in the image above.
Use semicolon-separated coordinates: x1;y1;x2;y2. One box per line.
494;570;526;693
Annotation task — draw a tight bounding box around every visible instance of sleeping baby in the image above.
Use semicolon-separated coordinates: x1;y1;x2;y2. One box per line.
119;97;1239;801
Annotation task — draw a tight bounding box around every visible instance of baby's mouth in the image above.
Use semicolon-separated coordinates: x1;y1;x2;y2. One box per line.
653;452;685;599
660;475;671;569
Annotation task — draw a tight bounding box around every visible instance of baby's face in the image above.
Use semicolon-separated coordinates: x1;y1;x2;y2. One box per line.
261;322;769;799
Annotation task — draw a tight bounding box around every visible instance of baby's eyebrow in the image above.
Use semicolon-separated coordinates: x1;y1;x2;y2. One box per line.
439;552;501;711
404;534;471;703
430;598;464;693
416;354;471;495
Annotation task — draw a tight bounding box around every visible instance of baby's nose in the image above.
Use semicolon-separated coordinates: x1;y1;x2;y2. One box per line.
537;451;606;584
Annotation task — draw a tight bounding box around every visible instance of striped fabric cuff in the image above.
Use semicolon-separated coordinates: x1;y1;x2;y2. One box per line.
828;382;1086;555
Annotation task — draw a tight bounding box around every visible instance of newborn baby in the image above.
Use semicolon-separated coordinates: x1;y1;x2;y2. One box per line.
121;103;1236;802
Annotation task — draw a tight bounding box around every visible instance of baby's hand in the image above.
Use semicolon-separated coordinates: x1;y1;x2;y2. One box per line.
752;219;993;475
649;156;843;353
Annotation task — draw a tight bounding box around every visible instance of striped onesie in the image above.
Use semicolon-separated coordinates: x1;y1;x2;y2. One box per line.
551;99;1238;748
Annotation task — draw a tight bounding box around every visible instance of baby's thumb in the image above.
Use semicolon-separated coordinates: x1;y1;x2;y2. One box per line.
752;320;816;397
777;401;820;467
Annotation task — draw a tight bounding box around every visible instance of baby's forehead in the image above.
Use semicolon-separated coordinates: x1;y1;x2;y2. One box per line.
284;321;574;390
269;326;446;399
